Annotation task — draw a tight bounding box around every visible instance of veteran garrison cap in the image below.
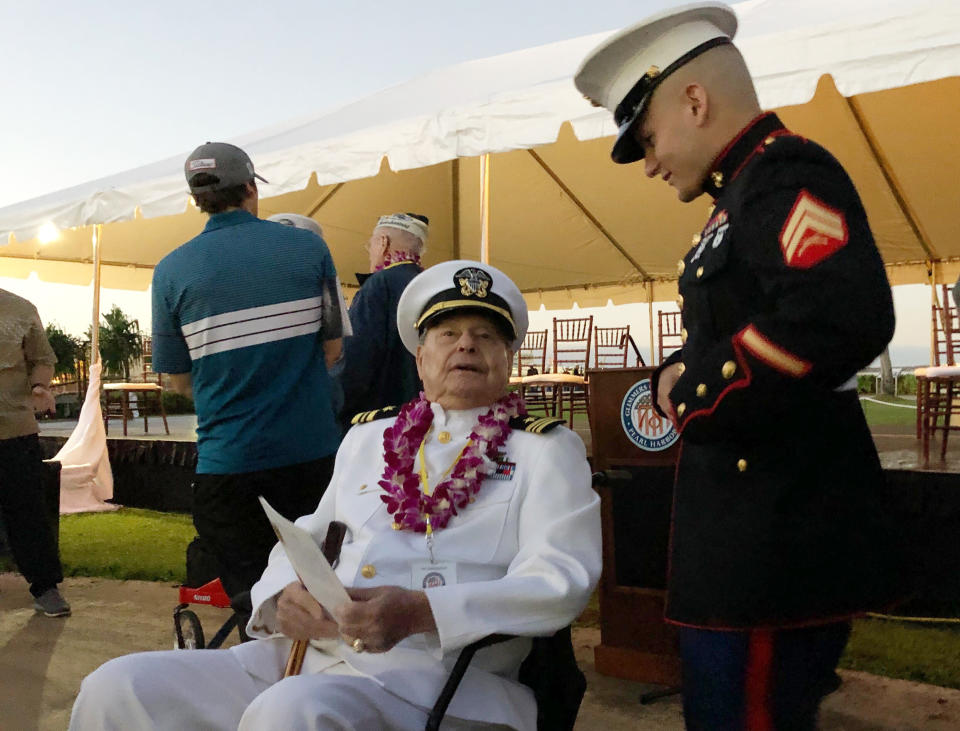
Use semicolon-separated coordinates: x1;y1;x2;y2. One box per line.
396;260;529;354
574;2;738;164
184;141;269;193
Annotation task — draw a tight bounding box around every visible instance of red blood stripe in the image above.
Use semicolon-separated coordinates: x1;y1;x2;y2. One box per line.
745;629;774;731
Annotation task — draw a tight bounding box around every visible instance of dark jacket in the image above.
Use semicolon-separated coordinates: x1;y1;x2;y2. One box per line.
339;261;422;429
652;113;903;629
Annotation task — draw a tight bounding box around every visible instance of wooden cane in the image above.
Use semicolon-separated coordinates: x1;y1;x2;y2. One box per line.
284;639;309;677
282;521;347;677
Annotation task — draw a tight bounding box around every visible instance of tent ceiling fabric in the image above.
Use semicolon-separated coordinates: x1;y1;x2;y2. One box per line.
1;0;958;304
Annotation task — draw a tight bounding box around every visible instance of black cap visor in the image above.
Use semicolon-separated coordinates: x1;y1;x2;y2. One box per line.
611;99;649;164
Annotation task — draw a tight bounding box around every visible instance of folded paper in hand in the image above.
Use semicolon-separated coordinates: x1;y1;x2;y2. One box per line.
258;496;351;614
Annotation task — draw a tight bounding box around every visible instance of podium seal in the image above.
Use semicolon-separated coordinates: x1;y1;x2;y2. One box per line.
620;379;679;451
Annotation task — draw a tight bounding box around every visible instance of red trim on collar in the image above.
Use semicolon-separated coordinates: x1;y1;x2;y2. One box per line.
730;128;794;183
705;112;776;180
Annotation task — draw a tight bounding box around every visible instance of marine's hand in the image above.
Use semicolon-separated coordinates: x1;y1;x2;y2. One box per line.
336;586;436;653
657;362;683;427
275;581;339;641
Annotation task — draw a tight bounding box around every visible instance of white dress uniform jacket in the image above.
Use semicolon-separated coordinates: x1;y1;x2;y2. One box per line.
233;401;602;730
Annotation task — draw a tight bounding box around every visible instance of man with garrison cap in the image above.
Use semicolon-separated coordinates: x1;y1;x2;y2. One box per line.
576;3;902;728
151;143;347;605
71;260;601;731
338;212;428;431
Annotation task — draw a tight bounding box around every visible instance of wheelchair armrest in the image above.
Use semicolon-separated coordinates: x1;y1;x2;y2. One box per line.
425;633;515;731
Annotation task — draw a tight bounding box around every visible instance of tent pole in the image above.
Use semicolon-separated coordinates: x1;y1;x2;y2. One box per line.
451;159;461;259
91;225;103;365
929;260;937;365
480;154;490;264
647;281;655;366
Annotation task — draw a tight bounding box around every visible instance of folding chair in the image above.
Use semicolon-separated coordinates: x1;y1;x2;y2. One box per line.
515;329;553;415
657;311;684;364
916;284;960;461
594;326;632;369
551;316;593;428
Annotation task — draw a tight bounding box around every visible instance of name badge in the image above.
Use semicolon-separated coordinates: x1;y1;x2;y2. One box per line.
411;561;457;590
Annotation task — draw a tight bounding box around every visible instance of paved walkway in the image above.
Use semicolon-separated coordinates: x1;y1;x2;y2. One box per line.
2;573;960;730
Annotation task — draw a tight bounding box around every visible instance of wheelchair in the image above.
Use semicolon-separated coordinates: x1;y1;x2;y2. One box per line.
173;578;250;650
173;523;584;729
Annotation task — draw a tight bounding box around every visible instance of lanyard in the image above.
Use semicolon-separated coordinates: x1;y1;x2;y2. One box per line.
417;430;470;562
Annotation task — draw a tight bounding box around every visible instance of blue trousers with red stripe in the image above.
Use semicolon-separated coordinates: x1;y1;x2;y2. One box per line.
678;621;851;730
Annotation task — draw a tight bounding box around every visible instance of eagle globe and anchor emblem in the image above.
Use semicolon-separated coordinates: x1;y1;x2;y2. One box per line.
620;379;679;451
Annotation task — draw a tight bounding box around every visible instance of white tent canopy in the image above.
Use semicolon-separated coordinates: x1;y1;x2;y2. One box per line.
2;0;959;305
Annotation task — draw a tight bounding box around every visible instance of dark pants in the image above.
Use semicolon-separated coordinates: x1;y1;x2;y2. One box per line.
679;621;851;731
190;455;336;599
0;434;63;597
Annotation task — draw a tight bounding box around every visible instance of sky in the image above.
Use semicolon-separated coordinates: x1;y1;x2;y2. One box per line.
0;0;934;366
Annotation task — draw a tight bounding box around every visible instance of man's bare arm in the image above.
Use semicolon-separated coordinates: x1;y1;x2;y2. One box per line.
323;338;343;369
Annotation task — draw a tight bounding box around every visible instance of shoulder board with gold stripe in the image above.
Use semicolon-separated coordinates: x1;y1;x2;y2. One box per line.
350;405;401;426
509;414;565;434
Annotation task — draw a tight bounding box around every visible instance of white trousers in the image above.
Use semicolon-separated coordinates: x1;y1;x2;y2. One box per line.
69;648;465;731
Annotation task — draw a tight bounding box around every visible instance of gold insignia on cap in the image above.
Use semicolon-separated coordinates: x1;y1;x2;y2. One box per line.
711;171;724;188
681;328;688;344
696;383;707;397
646;65;661;78
696;266;704;279
677;259;686;275
764;136;776;145
361;564;377;578
692;233;701;246
677;403;686;417
722;360;736;379
737;458;748;472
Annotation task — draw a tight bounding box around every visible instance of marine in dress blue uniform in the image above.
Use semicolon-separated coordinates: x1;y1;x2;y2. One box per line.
576;4;903;728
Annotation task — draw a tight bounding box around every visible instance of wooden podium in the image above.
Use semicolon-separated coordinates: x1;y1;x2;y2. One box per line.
587;367;682;686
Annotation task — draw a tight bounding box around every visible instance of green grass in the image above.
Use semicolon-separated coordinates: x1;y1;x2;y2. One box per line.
10;507;960;691
841;618;960;690
58;507;195;583
859;394;918;427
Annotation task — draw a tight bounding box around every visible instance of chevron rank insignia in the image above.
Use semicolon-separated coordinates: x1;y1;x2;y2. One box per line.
509;415;565;434
350;405;401;425
778;190;848;268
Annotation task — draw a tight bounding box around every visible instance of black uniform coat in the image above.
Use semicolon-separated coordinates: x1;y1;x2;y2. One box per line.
652;113;902;629
339;261;422;429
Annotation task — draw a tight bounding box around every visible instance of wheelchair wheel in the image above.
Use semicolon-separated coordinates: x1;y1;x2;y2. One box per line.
174;609;205;650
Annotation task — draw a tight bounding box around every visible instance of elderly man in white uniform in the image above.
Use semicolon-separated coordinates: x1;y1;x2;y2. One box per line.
70;260;602;731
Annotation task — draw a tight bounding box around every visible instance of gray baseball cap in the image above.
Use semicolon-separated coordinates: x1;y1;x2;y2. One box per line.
184;142;268;193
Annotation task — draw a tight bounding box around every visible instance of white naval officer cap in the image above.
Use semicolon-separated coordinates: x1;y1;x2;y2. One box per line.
396;260;529;355
574;1;738;164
